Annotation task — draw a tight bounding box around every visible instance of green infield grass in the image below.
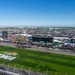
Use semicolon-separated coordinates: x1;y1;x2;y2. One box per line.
0;45;75;75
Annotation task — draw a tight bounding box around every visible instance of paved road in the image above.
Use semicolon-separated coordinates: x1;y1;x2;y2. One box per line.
27;46;75;56
0;42;16;47
0;42;75;56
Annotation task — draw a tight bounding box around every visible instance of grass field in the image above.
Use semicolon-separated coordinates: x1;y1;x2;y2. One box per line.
0;46;75;75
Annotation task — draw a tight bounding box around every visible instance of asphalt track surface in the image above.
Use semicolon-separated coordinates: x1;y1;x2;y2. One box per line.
27;46;75;56
0;42;75;56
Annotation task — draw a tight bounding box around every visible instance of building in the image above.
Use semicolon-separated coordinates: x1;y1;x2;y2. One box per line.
2;31;8;39
32;35;53;43
20;33;32;41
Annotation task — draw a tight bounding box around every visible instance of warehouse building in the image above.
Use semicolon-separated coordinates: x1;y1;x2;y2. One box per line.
32;35;53;43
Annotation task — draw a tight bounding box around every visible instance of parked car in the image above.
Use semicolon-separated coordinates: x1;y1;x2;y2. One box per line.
60;44;74;50
16;43;31;48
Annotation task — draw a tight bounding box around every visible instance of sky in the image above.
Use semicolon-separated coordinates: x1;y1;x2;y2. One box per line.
0;0;75;27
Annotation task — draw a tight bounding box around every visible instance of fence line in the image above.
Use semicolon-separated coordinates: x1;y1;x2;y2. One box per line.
0;63;69;75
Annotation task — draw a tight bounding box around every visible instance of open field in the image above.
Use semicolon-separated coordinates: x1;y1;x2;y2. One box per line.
0;46;75;75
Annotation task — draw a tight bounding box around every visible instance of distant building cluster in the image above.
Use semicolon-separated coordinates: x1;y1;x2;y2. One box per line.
0;27;75;45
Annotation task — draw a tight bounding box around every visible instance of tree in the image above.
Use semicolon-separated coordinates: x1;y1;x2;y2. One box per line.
16;36;26;43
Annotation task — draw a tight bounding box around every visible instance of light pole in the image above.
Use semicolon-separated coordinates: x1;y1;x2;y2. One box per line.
37;68;40;75
14;64;17;73
21;65;24;75
29;67;31;75
55;71;57;75
46;70;48;75
7;63;10;71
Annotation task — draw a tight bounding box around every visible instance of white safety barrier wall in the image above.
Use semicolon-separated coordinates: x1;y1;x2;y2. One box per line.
0;69;20;75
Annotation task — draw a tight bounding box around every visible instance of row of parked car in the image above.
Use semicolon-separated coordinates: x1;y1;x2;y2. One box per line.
15;39;75;51
60;44;75;50
15;41;54;48
15;42;31;48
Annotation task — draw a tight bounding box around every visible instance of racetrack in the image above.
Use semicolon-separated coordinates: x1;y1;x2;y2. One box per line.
0;45;75;75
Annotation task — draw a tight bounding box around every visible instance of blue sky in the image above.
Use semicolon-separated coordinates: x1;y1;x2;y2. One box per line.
0;0;75;27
